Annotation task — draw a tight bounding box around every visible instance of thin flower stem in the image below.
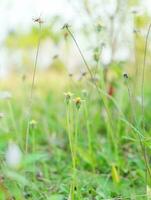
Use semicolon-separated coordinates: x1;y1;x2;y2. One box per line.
125;79;151;182
74;109;79;168
125;81;136;123
141;23;151;129
25;23;42;154
67;103;76;170
66;102;76;200
66;27;94;80
141;23;151;183
65;26;115;150
84;101;95;171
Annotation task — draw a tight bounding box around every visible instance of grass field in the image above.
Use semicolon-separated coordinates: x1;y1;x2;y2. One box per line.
0;60;151;200
0;10;151;199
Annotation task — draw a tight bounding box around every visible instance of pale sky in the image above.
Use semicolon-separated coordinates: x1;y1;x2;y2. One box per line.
0;0;151;39
0;0;150;77
0;0;78;41
0;0;150;40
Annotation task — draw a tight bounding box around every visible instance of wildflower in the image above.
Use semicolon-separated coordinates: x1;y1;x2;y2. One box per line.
64;92;73;105
29;119;37;128
74;97;83;109
5;142;22;168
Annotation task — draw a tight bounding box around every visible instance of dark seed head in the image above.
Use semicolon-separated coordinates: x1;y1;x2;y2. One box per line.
82;72;87;77
68;73;73;77
33;17;44;24
52;54;59;59
62;23;71;30
123;73;128;79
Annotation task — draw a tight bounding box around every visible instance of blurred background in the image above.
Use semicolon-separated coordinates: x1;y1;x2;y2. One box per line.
0;0;151;79
0;2;151;198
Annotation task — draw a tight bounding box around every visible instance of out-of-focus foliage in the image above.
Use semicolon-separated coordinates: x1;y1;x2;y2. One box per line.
0;1;151;198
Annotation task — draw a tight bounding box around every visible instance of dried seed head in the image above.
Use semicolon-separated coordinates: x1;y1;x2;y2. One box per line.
22;74;26;82
52;54;59;59
133;29;140;34
64;92;73;104
82;71;87;77
62;23;71;39
68;73;73;77
131;8;139;15
62;23;71;30
123;73;128;79
33;17;44;24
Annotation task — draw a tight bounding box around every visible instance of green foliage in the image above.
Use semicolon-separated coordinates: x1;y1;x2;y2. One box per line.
134;14;150;29
5;26;61;49
1;1;151;199
128;0;140;7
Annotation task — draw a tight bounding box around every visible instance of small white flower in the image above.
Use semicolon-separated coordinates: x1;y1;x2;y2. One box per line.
6;142;22;168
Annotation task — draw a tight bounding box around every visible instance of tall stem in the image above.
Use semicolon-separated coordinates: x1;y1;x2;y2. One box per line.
65;26;115;150
25;23;42;153
141;23;151;129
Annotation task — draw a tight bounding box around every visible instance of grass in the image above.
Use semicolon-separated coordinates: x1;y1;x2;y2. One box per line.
0;69;150;200
0;22;151;200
